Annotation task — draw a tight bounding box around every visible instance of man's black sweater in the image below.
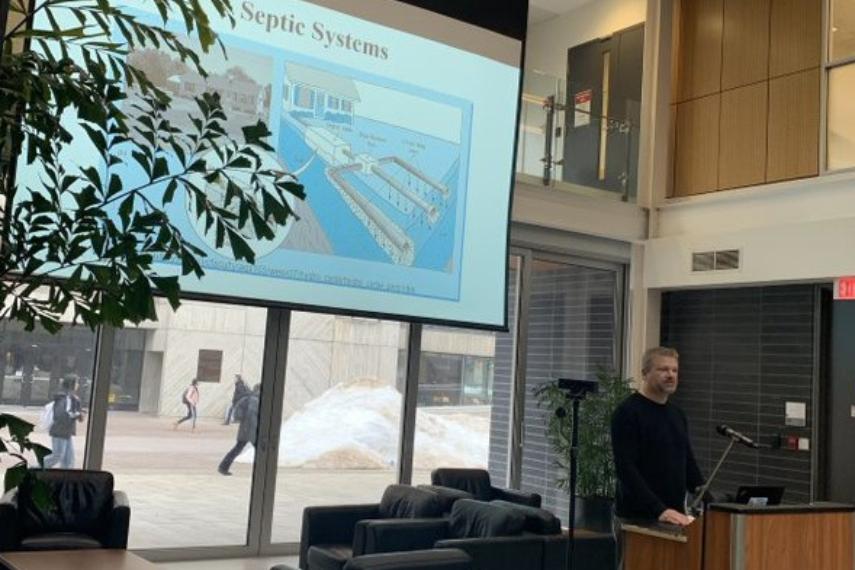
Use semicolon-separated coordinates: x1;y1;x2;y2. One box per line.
611;392;704;520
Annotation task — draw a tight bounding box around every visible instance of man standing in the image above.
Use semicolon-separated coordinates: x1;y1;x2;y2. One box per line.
224;374;250;425
218;384;260;476
44;376;85;469
611;346;704;527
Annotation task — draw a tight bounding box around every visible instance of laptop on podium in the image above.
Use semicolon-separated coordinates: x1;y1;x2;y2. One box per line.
735;485;785;506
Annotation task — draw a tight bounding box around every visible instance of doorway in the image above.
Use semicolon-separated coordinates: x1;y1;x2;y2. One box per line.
823;292;855;502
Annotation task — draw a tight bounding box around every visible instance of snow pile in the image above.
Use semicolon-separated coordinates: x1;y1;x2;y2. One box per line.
237;378;488;468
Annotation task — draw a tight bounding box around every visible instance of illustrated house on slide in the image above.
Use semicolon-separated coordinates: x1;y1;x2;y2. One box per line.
168;70;262;116
283;62;360;123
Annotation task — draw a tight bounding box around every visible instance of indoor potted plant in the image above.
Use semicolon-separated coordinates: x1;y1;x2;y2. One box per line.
535;367;633;533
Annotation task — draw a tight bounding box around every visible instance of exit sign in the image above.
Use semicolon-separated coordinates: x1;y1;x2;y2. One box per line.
835;277;855;300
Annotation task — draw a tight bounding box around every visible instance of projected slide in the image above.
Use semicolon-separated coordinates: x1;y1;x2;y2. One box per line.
19;0;522;327
278;61;467;271
124;20;471;302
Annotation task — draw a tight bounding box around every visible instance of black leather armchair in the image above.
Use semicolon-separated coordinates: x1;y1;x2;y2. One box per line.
0;469;130;552
430;469;542;508
300;485;445;570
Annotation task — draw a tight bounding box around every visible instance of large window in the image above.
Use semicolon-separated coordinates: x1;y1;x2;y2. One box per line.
828;0;855;171
0;320;96;473
1;248;626;556
831;0;855;62
270;313;409;543
828;65;855;171
411;255;520;486
101;299;268;550
518;259;621;519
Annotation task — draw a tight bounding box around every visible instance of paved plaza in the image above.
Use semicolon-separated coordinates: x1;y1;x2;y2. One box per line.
1;407;433;549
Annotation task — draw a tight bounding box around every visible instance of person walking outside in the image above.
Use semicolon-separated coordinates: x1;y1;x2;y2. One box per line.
44;376;85;469
224;374;250;425
218;384;260;475
174;379;200;431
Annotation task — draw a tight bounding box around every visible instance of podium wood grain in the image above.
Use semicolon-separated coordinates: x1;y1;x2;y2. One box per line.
705;509;854;570
623;518;703;570
0;549;157;570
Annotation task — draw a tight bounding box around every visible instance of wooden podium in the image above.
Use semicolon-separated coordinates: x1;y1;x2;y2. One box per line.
622;517;703;570
623;503;855;570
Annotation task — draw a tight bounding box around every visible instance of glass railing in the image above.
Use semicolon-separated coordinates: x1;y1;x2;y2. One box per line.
517;69;640;202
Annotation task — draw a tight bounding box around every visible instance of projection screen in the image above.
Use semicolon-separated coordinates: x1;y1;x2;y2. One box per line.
17;0;524;329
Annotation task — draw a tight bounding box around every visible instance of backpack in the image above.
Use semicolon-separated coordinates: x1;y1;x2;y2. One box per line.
37;401;54;432
50;396;74;433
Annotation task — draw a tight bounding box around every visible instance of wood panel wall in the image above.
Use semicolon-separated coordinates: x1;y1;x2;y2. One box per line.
671;0;822;197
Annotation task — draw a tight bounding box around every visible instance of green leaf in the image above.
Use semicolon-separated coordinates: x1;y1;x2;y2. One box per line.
4;464;27;494
5;414;35;442
163;179;179;203
227;229;255;263
242;121;272;146
108;174;123;198
153;156;169;179
81;167;103;192
151;275;181;307
30;444;52;467
119;194;135;228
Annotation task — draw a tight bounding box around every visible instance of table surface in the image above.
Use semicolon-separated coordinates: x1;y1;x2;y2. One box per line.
0;549;157;570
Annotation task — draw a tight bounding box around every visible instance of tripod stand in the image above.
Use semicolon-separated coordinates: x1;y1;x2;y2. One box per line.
555;378;597;570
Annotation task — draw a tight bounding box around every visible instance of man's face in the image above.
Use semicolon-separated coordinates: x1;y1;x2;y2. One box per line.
643;355;679;396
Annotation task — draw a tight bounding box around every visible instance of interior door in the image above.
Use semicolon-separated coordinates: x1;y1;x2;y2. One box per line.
563;36;612;189
563;24;644;197
825;298;855;502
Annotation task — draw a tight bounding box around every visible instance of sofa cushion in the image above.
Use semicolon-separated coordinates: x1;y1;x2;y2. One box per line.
448;499;526;539
378;485;442;519
344;548;473;570
18;469;114;538
490;500;561;535
19;532;103;551
431;469;492;502
416;485;473;514
308;544;354;570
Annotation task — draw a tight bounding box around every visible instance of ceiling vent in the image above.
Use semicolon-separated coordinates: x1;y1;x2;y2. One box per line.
692;249;740;272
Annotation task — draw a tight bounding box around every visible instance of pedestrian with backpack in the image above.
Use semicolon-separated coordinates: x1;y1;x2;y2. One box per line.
174;379;200;431
44;376;85;469
218;384;260;475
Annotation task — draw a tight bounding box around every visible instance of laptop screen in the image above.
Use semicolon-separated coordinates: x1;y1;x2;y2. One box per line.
735;486;785;506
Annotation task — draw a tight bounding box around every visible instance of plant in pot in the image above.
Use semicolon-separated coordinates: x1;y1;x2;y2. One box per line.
534;367;633;533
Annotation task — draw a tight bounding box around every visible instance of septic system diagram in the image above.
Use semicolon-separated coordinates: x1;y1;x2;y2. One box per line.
278;62;469;272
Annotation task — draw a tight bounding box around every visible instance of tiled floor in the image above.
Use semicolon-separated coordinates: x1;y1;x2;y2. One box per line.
157;555;298;569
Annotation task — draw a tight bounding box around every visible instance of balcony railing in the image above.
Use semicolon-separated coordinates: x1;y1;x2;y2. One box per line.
516;70;640;202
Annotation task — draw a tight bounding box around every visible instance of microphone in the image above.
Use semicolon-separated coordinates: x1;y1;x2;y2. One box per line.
716;424;760;449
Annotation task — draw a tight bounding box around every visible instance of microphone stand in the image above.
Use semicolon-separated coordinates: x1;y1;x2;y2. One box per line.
688;437;737;514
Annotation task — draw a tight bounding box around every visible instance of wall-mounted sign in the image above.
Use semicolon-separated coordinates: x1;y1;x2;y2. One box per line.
834;277;855;300
573;89;592;128
785;401;807;427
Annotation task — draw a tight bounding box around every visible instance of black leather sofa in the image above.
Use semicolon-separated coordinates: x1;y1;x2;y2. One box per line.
430;469;541;508
353;499;567;570
0;469;130;551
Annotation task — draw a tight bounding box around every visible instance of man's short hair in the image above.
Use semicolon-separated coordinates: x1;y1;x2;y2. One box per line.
641;346;679;375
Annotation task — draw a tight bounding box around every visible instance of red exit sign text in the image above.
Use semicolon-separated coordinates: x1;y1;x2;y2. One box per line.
835;277;855;300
